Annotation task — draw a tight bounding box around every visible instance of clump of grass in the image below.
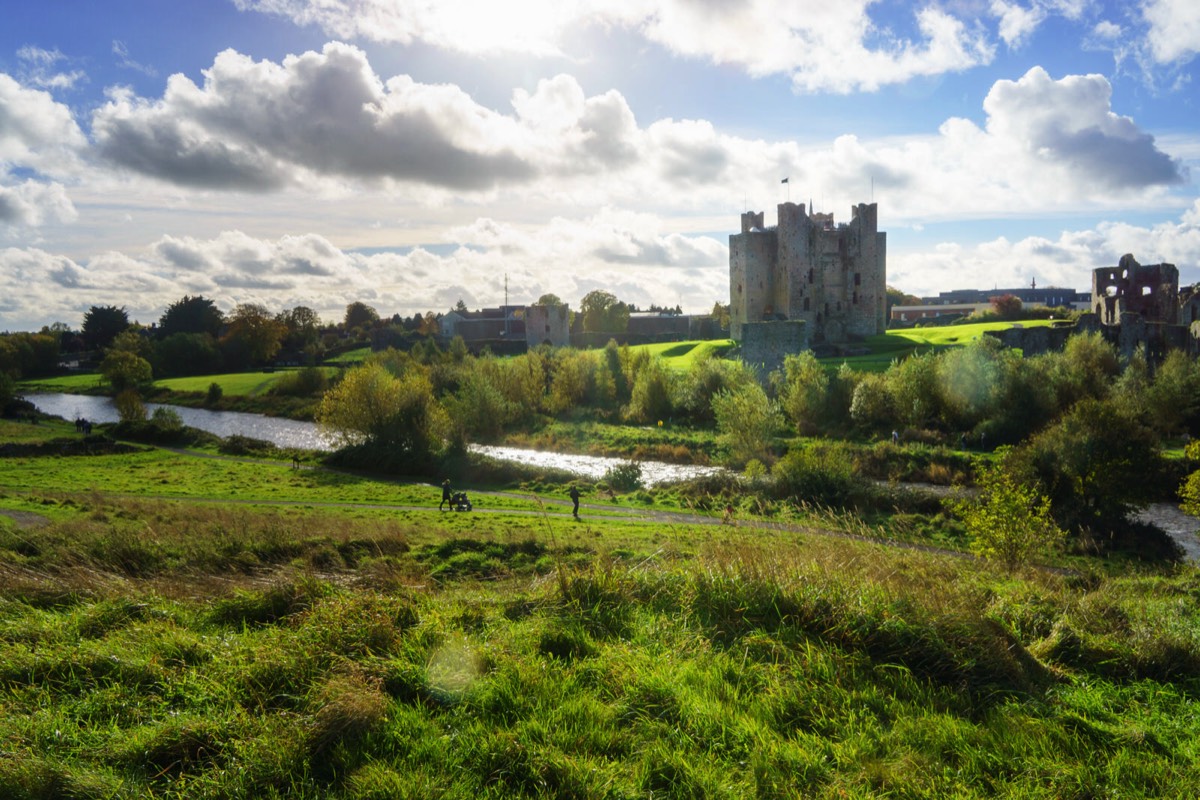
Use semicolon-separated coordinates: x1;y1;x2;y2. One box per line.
209;576;332;626
306;670;389;759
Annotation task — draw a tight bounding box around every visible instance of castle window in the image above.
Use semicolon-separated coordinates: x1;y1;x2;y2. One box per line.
803;298;810;311
854;272;861;286
852;291;858;304
808;268;814;284
1141;286;1152;296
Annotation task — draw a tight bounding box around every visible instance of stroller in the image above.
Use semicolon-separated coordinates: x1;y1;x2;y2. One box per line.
449;491;473;512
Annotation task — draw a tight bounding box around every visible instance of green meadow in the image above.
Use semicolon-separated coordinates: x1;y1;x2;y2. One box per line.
3;412;1200;798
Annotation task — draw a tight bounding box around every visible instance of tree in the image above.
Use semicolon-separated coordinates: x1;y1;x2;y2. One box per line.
222;303;287;368
885;286;921;316
107;329;154;361
579;290;629;333
448;335;469;363
1011;398;1164;531
277;306;322;352
951;452;1065;570
1181;441;1200;518
710;302;730;331
624;358;675;424
712;381;783;467
156;332;222;376
1049;331;1120;410
100;350;153;392
776;351;830;435
344;301;380;332
316;362;447;461
536;293;565;308
989;294;1022;319
1143;350;1200;437
81;305;130;351
454;299;469;313
159;295;224;338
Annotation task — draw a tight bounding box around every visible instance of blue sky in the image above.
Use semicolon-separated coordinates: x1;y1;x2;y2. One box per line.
2;0;1199;331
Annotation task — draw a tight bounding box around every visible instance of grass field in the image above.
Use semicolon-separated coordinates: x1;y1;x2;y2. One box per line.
828;319;1057;372
2;430;1200;797
627;340;735;370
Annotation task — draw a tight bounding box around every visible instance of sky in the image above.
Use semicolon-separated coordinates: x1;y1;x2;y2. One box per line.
2;0;1199;332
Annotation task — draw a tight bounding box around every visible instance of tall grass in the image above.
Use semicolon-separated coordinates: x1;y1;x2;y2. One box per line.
2;498;1199;798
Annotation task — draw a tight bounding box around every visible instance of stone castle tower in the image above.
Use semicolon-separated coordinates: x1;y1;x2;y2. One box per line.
729;201;886;344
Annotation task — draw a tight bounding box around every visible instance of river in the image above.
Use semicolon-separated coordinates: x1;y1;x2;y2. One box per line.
23;393;724;488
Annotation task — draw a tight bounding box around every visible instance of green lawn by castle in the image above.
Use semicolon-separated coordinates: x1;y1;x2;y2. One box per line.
831;319;1057;371
627;339;735;370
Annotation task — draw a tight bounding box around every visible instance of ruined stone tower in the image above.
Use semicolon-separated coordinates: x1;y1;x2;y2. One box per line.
1092;254;1179;326
729;201;886;344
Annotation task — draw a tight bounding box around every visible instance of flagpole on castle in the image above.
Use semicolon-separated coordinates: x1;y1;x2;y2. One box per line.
781;176;789;202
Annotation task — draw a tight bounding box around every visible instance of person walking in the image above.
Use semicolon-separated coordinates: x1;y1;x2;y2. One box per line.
569;485;580;519
440;479;453;511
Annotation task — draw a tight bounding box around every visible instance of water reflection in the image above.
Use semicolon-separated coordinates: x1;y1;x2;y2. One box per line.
26;393;335;451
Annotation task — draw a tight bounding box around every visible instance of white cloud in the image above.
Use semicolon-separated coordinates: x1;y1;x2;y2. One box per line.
0;73;88;173
91;43;540;191
781;67;1186;224
0;73;86;234
237;0;997;94
890;199;1200;297
0;211;731;331
112;40;159;77
16;46;85;91
1141;0;1200;63
991;1;1047;47
0;180;77;227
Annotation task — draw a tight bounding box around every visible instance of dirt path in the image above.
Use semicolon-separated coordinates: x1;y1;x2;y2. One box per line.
0;509;51;529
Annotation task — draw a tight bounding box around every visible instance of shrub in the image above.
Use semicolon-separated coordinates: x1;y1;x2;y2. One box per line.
269;366;329;397
150;407;183;433
1010;398;1165;532
603;460;644;492
712;381;782;467
950;451;1065;570
771;442;866;509
114;389;147;423
204;381;223;406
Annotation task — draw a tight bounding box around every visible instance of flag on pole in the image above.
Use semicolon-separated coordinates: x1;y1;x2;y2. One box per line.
781;177;789;184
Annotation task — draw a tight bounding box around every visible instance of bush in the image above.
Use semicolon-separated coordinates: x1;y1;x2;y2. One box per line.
1010;398;1166;533
204;381;223;406
771;442;866;509
114;390;146;423
269;367;329;398
712;381;782;468
603;460;644;492
949;451;1065;570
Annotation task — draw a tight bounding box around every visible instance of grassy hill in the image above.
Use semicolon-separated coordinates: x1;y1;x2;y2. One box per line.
1;417;1199;798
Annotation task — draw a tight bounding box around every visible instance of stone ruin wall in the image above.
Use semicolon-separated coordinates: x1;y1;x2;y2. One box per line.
1092;254;1180;326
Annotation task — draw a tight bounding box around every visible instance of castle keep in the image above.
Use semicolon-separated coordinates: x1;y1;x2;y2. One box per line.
730;201;887;346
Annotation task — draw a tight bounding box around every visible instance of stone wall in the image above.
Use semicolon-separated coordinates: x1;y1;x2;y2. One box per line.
739;320;808;379
524;304;571;348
